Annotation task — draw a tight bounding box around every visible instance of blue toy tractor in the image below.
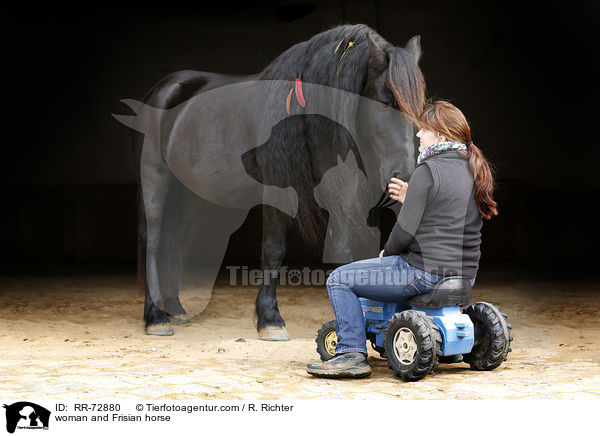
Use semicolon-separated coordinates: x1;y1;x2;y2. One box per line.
315;276;513;381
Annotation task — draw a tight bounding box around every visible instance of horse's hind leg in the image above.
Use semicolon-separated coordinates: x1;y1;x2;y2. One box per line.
256;205;292;341
141;163;189;336
139;185;172;335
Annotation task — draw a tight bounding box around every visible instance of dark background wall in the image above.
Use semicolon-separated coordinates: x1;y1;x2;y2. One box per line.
2;0;599;275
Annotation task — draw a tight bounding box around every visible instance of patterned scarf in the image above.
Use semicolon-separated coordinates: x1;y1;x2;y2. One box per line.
417;141;467;165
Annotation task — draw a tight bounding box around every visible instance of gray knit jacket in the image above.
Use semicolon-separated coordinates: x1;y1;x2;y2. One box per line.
382;150;483;279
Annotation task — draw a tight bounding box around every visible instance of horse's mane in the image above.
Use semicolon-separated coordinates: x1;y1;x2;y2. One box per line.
258;23;425;120
254;24;425;254
259;23;376;95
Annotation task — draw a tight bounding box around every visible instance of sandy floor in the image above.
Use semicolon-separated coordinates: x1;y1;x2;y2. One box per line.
1;271;599;400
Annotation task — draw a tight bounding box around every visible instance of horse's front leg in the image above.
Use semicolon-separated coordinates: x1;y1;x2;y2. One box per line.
256;205;292;341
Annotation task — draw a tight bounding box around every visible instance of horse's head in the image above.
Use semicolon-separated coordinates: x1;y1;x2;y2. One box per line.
359;32;424;191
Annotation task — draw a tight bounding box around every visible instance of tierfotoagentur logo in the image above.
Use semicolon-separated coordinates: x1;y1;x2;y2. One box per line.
3;402;50;434
110;25;459;340
225;265;461;287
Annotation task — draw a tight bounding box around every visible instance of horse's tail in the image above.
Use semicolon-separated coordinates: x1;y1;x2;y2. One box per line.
136;186;146;297
113;98;154;297
124;100;148;297
116;71;211;299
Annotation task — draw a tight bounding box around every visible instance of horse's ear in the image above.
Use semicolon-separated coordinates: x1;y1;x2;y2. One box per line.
366;32;388;69
405;35;422;63
345;150;357;167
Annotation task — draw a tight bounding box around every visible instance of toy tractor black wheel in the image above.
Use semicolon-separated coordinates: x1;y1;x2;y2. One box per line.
315;320;338;361
384;310;442;381
463;302;513;370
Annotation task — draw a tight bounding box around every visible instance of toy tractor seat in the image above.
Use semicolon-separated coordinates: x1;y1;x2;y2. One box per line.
407;276;472;308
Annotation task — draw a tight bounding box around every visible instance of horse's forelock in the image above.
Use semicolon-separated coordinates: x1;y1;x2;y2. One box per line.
388;48;426;122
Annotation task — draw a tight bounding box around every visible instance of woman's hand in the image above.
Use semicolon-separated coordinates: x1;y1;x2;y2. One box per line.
379;249;384;258
388;177;408;203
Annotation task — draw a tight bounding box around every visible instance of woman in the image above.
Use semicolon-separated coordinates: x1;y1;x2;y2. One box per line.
307;100;498;378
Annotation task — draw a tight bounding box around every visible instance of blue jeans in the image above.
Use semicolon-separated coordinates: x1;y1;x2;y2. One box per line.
326;255;476;355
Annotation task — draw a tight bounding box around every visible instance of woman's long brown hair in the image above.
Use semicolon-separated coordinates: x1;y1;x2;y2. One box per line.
419;100;498;219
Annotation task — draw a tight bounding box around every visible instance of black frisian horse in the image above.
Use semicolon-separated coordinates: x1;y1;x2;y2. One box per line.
128;24;425;339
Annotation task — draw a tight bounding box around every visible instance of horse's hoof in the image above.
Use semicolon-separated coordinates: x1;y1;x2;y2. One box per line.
258;326;291;341
170;314;190;325
146;323;174;336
